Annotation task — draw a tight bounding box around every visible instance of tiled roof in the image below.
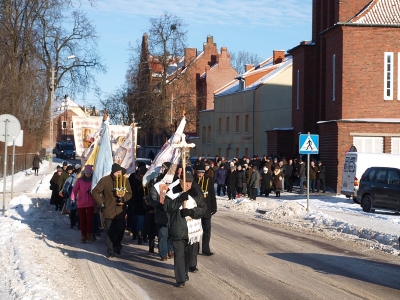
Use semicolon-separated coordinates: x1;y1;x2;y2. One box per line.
350;0;400;25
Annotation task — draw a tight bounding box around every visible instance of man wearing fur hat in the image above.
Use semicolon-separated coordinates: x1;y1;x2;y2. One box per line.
92;163;132;258
164;172;206;287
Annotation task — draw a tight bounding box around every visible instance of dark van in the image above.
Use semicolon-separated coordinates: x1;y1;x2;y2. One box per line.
357;167;400;213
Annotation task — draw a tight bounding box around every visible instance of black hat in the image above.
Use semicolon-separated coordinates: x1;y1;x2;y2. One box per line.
162;162;171;169
184;172;194;182
111;163;126;175
195;165;205;173
139;166;147;175
318;160;322;164
66;165;74;171
62;161;68;166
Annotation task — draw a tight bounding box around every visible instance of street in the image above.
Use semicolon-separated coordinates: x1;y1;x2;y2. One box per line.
67;209;400;300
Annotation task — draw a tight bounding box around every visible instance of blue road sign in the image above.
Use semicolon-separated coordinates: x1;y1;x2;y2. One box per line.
299;134;319;154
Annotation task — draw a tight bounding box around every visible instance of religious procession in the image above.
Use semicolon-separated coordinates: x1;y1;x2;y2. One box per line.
52;113;216;288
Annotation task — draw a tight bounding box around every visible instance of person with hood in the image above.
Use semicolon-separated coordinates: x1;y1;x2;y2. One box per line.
214;164;227;196
163;172;206;288
32;152;42;176
50;166;65;211
260;166;272;197
92;163;132;258
70;165;97;243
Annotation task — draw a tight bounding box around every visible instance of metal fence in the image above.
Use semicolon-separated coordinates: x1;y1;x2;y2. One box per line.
0;149;46;178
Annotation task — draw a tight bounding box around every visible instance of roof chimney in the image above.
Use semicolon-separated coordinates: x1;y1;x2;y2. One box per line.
273;50;285;65
245;64;253;72
184;48;197;67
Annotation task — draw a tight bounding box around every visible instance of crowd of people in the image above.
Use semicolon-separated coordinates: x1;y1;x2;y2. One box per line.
196;154;326;199
47;152;326;288
49;158;218;288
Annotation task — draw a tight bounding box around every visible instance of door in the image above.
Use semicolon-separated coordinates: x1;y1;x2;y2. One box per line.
372;169;388;208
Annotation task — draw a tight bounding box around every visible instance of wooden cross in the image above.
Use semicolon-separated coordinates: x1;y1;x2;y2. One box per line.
172;133;195;208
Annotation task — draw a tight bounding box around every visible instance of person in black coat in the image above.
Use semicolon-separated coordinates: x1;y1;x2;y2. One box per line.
260;167;272;196
194;166;217;257
285;159;294;192
226;165;238;200
317;161;326;193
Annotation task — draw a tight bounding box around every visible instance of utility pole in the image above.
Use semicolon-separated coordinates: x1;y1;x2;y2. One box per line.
49;66;55;174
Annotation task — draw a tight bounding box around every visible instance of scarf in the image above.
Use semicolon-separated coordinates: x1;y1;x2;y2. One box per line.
166;179;203;245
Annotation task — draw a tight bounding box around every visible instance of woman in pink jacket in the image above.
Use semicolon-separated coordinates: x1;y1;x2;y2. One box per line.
70;165;95;243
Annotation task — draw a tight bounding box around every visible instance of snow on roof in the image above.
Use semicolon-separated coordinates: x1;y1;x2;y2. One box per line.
52;96;84;119
318;118;400;124
215;55;292;97
350;0;400;25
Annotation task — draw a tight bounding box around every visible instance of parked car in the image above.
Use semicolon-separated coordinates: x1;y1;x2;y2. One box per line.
356;167;400;213
54;142;76;159
341;152;400;203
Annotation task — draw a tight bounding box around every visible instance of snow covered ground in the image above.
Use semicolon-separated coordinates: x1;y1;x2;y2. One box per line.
0;159;399;299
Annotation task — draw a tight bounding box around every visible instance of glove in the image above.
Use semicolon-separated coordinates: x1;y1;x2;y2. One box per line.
180;208;193;218
179;191;189;202
100;202;106;210
211;210;217;215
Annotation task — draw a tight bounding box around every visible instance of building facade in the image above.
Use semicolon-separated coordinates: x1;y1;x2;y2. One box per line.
289;0;400;192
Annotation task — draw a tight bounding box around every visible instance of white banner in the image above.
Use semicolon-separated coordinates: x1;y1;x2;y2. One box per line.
109;125;131;154
113;126;138;175
72;116;103;157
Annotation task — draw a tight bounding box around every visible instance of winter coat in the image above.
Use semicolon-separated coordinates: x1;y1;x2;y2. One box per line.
32;154;42;170
164;183;206;241
92;174;132;220
272;169;284;190
195;174;216;218
245;168;253;185
129;175;147;216
298;162;306;178
147;185;169;226
214;167;227;185
205;168;215;179
285;164;293;178
50;172;64;206
236;170;246;188
71;175;96;208
249;170;260;188
260;172;272;194
317;165;326;179
226;170;238;190
309;165;318;180
62;173;78;210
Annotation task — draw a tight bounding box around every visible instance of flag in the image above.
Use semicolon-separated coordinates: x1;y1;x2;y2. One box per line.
72;116;103;157
142;116;186;186
91;119;113;191
113;125;136;175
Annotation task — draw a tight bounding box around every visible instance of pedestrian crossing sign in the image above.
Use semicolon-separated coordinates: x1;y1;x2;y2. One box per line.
299;134;319;154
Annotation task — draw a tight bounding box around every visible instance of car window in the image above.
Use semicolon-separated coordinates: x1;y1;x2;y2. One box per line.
374;170;387;184
387;170;400;185
366;168;376;182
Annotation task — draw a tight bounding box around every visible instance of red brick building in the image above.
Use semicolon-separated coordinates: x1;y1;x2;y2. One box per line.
288;0;400;193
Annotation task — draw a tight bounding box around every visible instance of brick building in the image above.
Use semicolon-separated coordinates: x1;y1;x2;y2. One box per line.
288;0;400;193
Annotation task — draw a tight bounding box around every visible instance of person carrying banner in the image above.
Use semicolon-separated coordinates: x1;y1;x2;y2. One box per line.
92;163;132;258
163;173;206;287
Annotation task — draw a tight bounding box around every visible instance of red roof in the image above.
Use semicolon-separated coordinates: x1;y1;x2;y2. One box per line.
351;0;400;25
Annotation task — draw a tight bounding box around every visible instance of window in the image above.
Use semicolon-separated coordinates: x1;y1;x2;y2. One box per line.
332;54;336;101
202;127;206;144
374;170;387;184
207;126;211;144
353;137;383;153
384;52;394;100
391;137;400;154
226;117;230;133
296;70;300;109
225;148;230;159
71;121;74;129
218;118;222;133
236;116;239;133
245;115;249;133
62;121;67;129
398;53;400;100
388;170;400;185
245;147;249;158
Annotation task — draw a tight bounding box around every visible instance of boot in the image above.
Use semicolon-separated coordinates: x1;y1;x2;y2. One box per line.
137;231;143;245
86;233;93;243
149;239;155;253
238;193;241;198
80;235;87;243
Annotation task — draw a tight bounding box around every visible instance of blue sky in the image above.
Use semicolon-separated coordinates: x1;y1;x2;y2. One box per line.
76;0;312;107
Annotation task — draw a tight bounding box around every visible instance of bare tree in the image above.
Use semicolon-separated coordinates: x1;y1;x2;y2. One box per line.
0;0;104;150
230;50;263;74
99;87;130;125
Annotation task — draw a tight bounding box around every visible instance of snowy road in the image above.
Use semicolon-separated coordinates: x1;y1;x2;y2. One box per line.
64;210;400;299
